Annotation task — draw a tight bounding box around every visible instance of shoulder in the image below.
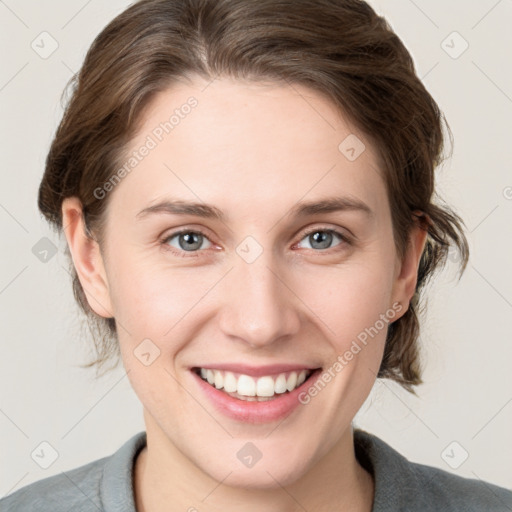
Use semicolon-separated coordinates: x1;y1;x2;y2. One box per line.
405;456;512;511
0;431;146;512
354;428;512;512
0;457;106;511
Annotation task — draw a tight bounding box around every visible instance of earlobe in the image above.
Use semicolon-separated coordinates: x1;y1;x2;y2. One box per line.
61;197;114;319
391;213;429;311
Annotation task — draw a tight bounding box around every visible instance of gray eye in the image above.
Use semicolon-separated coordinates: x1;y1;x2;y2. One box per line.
165;231;212;252
297;230;343;251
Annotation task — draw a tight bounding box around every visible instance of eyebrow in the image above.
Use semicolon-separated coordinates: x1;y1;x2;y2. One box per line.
136;200;226;221
135;196;373;221
291;196;373;219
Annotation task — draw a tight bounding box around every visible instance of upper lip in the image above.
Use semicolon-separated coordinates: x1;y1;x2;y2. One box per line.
191;363;321;377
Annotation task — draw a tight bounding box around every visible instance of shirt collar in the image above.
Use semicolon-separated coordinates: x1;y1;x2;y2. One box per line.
99;428;408;511
354;428;417;511
100;430;147;512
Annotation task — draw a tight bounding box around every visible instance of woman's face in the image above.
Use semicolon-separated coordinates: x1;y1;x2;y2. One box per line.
66;76;424;488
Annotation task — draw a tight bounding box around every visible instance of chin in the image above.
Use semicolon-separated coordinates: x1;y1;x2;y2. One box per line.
192;437;317;490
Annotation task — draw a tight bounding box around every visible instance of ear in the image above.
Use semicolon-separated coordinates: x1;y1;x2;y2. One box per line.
61;197;114;319
391;212;429;314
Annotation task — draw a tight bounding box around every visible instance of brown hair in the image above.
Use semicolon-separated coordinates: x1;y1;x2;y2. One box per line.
38;0;469;393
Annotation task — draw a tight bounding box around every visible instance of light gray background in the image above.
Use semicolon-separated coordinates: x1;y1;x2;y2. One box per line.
1;0;511;497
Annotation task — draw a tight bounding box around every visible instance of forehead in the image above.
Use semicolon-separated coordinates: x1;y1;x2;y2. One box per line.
109;76;388;222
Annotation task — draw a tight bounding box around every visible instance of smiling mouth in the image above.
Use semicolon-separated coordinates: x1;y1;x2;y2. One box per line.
192;367;320;401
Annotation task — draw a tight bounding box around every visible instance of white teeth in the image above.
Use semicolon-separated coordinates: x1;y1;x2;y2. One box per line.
196;368;313;397
256;376;275;397
286;372;297;392
214;370;223;389
237;374;256;396
274;373;288;394
223;372;238;393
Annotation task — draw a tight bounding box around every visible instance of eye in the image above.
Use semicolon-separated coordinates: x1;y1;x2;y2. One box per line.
295;227;350;251
162;229;212;255
161;226;351;258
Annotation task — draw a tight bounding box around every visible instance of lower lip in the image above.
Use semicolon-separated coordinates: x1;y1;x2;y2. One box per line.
190;368;322;424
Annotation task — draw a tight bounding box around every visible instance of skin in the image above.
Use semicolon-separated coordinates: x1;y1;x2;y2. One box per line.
62;76;427;512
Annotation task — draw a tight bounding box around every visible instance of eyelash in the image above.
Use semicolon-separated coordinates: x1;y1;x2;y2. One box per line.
160;226;352;258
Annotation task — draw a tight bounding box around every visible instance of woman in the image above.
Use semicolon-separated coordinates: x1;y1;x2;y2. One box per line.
2;0;510;510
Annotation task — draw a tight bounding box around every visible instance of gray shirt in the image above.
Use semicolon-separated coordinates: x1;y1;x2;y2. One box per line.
1;429;511;511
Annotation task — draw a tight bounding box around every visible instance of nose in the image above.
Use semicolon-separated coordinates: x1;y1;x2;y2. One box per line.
218;254;301;349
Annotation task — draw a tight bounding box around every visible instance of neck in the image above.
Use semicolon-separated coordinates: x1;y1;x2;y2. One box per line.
134;416;374;512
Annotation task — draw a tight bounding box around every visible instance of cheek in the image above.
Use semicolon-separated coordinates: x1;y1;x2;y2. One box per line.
108;254;218;341
294;260;397;403
297;259;396;340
